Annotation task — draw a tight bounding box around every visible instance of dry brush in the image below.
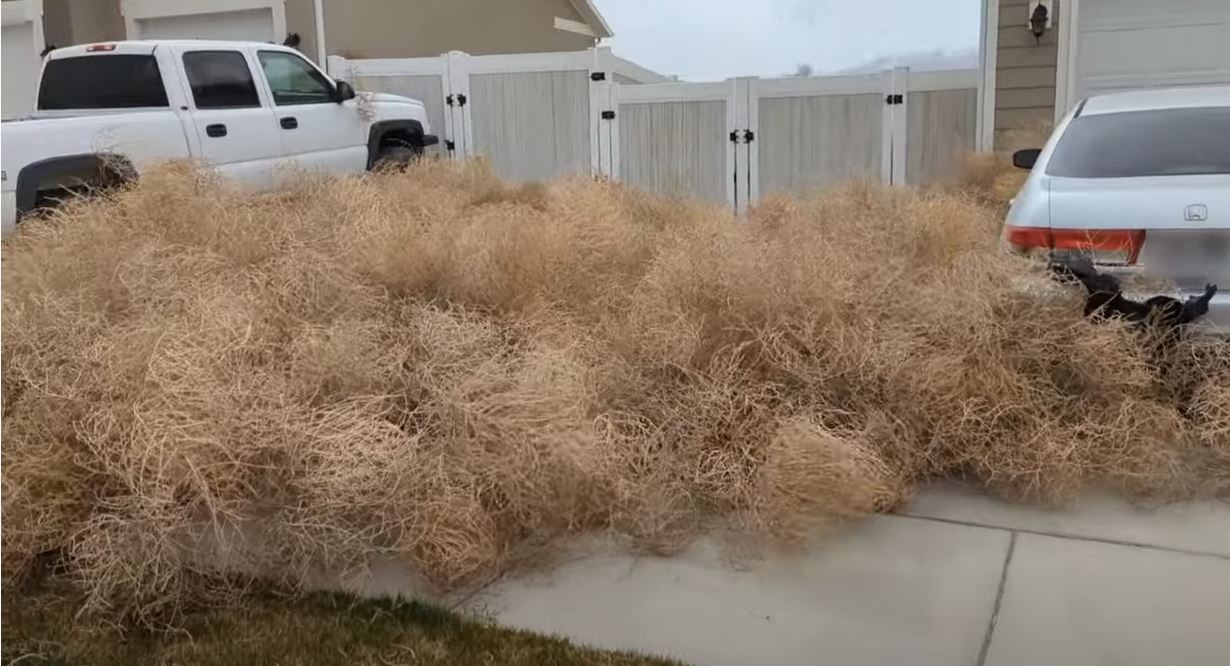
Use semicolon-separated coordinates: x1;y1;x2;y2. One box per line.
2;159;1226;623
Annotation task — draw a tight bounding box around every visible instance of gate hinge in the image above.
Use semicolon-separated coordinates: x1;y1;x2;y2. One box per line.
885;94;904;105
445;140;456;151
601;110;616;120
456;93;467;106
729;129;755;143
446;94;454;107
591;72;607;81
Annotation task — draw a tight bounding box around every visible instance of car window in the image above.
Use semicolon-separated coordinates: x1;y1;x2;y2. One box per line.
1046;107;1230;178
182;51;261;109
38;55;169;110
258;51;336;105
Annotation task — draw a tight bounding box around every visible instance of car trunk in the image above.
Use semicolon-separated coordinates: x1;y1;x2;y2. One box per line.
1050;175;1230;328
1050;176;1230;286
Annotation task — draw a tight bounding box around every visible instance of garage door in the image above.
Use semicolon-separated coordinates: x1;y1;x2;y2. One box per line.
134;8;276;42
1076;0;1230;99
2;6;43;119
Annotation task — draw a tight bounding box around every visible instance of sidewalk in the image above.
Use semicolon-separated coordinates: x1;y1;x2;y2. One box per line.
459;486;1230;666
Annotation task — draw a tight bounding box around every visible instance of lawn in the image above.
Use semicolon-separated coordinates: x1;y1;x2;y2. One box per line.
2;582;683;666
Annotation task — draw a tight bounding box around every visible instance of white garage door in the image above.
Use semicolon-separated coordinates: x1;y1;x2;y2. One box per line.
2;22;41;119
1076;0;1230;99
134;8;276;42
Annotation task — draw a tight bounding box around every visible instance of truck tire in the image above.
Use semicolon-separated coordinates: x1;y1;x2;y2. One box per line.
372;141;423;171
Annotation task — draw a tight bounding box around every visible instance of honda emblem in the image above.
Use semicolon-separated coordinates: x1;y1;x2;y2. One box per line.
1185;204;1209;222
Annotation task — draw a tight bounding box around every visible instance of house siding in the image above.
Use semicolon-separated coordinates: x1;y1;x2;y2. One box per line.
38;0;596;65
321;0;595;59
284;0;317;60
43;0;124;46
994;0;1061;150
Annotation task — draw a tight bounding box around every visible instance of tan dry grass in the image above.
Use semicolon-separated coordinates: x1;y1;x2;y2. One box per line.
3;159;1227;624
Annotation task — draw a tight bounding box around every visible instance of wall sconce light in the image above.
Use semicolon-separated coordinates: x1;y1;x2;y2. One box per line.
1028;0;1053;43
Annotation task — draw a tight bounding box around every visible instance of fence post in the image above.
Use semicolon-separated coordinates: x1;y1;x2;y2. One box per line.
590;47;616;179
445;51;473;158
723;78;740;212
744;77;762;209
733;77;756;215
891;66;910;186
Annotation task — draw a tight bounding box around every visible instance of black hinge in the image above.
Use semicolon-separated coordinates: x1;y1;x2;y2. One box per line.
885;94;904;105
601;110;616;120
744;130;755;143
456;94;467;107
445;140;456;151
729;130;741;143
729;129;755;143
446;94;454;107
591;72;607;81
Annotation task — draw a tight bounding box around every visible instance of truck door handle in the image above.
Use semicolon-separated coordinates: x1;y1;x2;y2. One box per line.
280;117;298;130
205;123;227;138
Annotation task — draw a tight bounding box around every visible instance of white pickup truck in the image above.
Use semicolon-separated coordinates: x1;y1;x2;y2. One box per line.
1;40;437;233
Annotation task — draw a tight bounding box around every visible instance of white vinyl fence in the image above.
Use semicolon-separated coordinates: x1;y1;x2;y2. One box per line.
329;49;979;212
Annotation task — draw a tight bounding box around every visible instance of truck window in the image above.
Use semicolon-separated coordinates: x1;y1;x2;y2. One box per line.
38;55;169;110
183;51;261;109
257;51;336;105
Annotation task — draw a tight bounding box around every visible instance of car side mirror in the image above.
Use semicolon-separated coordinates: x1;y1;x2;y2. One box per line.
1013;148;1042;170
334;80;356;103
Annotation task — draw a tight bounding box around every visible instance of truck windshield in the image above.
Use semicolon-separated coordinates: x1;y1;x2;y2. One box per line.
38;55;169;110
1045;107;1230;178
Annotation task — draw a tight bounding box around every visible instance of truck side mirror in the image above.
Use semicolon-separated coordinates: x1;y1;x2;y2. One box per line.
1013;148;1041;170
334;80;356;103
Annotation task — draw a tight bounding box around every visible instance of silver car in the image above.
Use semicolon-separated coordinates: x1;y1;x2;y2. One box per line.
1003;86;1230;330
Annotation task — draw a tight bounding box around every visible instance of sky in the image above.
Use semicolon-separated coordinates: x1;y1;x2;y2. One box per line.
592;0;982;81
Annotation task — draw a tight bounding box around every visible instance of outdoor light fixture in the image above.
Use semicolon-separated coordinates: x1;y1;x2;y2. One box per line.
1028;1;1052;43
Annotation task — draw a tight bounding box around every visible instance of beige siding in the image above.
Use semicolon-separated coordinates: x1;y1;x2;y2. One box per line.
44;0;124;45
284;0;318;62
42;0;73;47
323;0;596;59
994;0;1060;149
38;0;588;64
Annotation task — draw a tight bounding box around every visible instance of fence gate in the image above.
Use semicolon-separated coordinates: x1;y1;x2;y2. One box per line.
745;70;901;212
454;52;596;181
901;69;980;186
604;81;738;207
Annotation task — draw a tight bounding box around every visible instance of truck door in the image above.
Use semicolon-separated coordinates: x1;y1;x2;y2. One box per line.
254;48;368;177
175;47;283;190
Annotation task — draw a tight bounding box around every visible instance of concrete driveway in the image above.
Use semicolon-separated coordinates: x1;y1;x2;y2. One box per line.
460;486;1230;666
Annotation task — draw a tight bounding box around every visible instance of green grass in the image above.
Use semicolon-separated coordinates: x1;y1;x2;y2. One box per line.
2;582;684;666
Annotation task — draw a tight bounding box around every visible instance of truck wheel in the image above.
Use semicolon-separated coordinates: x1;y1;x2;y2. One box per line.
373;141;423;171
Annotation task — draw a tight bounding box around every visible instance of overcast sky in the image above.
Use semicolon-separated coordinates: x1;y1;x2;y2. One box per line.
593;0;982;81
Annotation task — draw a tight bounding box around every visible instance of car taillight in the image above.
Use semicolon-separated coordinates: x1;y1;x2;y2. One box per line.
86;44;117;52
1004;226;1146;266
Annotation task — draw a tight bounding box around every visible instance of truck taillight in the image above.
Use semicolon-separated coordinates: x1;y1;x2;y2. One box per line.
86;44;117;52
1004;226;1146;266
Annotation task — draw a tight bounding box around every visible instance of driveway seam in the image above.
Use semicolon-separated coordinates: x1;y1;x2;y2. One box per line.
892;512;1230;562
976;531;1016;666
